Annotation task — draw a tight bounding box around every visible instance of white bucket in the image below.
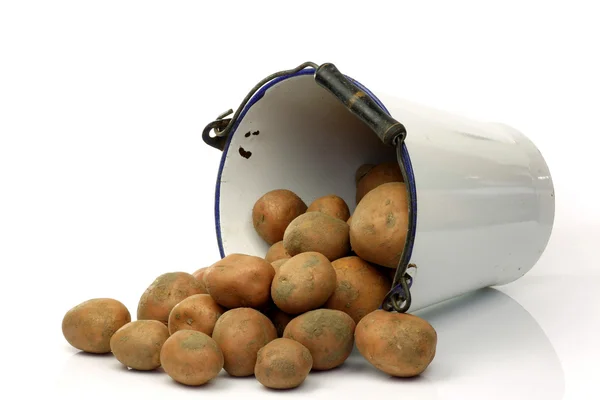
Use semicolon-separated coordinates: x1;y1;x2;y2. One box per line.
202;62;555;313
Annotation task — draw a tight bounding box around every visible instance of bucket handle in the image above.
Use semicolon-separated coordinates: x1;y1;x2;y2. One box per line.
202;62;413;313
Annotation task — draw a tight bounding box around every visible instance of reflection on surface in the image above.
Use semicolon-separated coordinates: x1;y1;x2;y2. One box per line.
415;288;564;399
54;288;563;400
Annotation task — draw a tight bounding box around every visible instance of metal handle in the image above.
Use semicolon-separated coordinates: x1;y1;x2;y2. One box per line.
314;63;406;147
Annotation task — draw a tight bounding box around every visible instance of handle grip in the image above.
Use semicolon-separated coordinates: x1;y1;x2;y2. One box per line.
314;63;406;147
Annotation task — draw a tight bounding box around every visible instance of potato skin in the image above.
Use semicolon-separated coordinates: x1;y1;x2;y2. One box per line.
324;256;391;324
355;163;375;185
271;258;290;274
271;252;336;314
267;308;294;338
252;189;308;245
283;211;350;261
191;267;210;294
204;254;275;309
355;310;437;377
212;308;277;377
283;309;355;371
168;294;225;336
160;330;224;385
265;241;290;263
255;338;313;389
356;161;403;204
62;298;131;354
307;195;351;221
137;272;205;326
350;182;409;268
110;320;169;370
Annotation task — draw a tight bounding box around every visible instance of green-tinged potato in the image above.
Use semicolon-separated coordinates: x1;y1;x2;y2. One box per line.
160;330;224;385
212;308;278;377
271;258;290;274
191;267;210;293
355;310;437;377
283;212;350;261
168;294;225;336
265;241;291;263
204;254;275;309
324;256;391;324
350;182;409;268
271;252;336;314
110;320;169;370
307;195;351;221
62;298;131;354
255;338;313;389
252;189;308;245
137;272;205;326
283;309;355;371
356;161;403;204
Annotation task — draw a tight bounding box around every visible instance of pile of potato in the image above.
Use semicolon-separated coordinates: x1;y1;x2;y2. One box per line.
61;161;437;390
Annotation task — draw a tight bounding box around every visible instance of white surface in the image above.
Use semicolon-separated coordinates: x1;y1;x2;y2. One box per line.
1;1;599;400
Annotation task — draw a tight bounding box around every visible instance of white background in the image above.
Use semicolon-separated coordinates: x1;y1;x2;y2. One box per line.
1;1;599;399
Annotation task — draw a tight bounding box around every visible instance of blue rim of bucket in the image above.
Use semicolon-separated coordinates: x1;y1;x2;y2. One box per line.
213;68;418;283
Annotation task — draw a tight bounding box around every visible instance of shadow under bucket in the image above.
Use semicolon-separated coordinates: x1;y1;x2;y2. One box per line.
202;62;555;313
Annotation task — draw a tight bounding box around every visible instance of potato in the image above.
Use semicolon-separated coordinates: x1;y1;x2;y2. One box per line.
212;308;277;376
255;338;313;389
355;163;375;184
271;252;336;314
350;182;408;268
191;267;210;293
283;309;355;370
137;272;205;326
324;256;391;324
356;161;403;204
271;258;290;274
160;330;224;385
168;294;225;336
283;211;350;261
204;254;275;309
268;308;294;338
252;189;307;245
355;310;437;377
265;241;290;263
62;298;131;354
307;195;350;221
110;320;169;370
347;215;352;225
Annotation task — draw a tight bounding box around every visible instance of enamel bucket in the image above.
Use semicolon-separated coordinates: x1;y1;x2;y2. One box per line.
202;62;555;313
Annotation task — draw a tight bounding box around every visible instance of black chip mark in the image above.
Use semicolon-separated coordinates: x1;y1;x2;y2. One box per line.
252;130;260;136
244;131;251;138
239;146;252;159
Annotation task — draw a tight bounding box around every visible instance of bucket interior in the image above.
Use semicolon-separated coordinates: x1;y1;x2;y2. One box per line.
215;71;400;258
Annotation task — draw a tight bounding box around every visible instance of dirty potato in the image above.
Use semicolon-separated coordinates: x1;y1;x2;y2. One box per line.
137;272;205;326
350;182;409;268
356;161;403;204
252;189;308;245
267;308;295;338
271;252;336;315
160;330;224;385
212;308;278;377
204;254;275;309
324;256;391;324
307;195;351;221
355;310;437;377
265;241;290;263
110;320;169;370
62;298;131;354
283;211;350;261
271;258;290;274
191;267;210;293
255;338;313;389
168;294;225;336
355;163;376;185
283;309;355;371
